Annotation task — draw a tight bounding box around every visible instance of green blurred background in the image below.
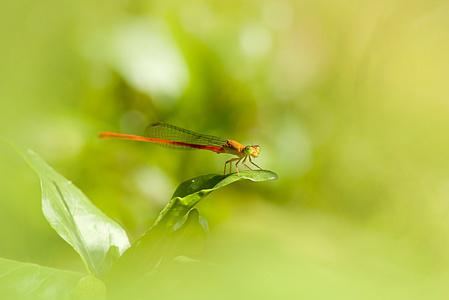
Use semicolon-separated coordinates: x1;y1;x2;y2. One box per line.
1;0;449;298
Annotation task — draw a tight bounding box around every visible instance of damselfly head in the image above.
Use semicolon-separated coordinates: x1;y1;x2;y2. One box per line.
245;145;260;157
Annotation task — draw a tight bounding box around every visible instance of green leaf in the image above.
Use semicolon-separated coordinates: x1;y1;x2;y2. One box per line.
105;170;277;293
0;257;105;300
154;170;278;228
14;145;130;278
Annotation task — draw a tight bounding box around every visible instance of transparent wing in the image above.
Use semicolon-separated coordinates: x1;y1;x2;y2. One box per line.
145;122;226;150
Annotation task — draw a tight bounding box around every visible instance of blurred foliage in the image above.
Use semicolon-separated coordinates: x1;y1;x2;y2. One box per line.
1;0;449;298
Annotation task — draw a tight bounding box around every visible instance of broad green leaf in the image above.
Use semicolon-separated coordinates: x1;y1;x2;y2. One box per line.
106;170;277;292
0;257;105;300
154;170;278;228
14;145;130;278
